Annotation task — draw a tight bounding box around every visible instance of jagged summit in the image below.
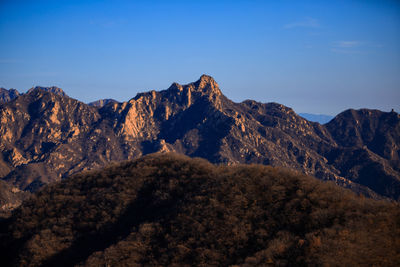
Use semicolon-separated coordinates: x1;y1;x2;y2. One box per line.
193;74;221;95
167;75;222;96
167;82;184;92
0;88;20;103
27;86;68;97
195;74;218;86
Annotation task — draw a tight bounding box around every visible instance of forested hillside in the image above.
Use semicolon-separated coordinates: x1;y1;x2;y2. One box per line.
1;153;398;266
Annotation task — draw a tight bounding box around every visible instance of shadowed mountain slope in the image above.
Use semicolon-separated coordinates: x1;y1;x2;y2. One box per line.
0;75;399;199
0;153;398;266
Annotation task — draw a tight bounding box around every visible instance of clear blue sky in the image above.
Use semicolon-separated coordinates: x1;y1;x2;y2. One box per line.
0;0;399;115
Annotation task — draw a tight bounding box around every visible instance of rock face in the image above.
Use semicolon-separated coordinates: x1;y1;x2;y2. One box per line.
0;75;399;199
0;88;20;104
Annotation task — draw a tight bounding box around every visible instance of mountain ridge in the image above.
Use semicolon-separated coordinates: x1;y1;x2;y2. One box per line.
0;75;399;200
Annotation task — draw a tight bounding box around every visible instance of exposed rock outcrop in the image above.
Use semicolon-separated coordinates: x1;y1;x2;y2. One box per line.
0;180;29;218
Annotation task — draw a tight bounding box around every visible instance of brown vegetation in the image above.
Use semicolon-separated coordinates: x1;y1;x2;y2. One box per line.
0;153;399;266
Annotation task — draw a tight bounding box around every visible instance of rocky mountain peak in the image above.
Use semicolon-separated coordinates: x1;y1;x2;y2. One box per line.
0;88;20;103
163;75;223;109
27;86;68;97
167;82;184;92
193;74;221;95
167;75;221;96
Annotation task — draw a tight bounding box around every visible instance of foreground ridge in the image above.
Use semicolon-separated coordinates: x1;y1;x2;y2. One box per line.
1;153;399;266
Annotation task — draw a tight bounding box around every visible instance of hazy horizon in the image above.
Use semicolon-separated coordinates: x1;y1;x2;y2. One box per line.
1;0;399;115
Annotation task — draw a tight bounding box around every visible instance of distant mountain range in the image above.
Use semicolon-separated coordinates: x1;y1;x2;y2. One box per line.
299;113;334;124
0;75;399;203
88;98;119;107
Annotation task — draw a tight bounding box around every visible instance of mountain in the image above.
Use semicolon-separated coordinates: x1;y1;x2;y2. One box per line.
88;98;119;108
1;153;399;266
0;88;20;104
0;75;399;200
26;86;68;97
325;109;400;197
299;113;333;124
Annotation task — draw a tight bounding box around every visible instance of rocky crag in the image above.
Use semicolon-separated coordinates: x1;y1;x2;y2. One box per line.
0;75;399;199
0;88;20;104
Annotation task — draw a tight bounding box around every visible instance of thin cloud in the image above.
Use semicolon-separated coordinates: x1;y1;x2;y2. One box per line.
334;41;362;48
331;41;364;54
284;17;320;29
